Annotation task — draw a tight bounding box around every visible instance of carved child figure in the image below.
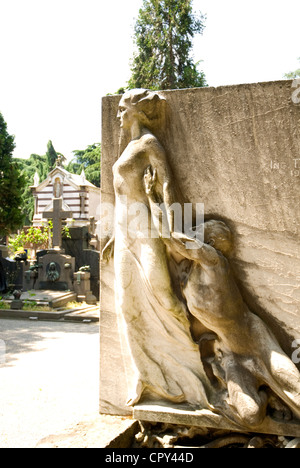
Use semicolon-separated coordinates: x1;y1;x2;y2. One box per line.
144;166;300;428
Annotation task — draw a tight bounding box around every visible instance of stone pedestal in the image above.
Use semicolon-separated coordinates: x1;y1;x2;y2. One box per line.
73;271;97;304
10;299;24;310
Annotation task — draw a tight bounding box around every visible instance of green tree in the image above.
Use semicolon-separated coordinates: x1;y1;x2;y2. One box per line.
0;113;26;236
8;225;49;253
66;143;101;187
284;58;300;79
14;141;63;224
128;0;206;90
12;156;38;225
46;140;57;172
45;140;66;172
14;154;46;225
16;140;62;182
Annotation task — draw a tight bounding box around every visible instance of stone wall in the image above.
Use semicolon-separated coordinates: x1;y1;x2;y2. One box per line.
100;80;300;415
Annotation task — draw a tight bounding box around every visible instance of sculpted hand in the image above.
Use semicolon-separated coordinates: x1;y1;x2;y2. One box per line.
144;165;157;195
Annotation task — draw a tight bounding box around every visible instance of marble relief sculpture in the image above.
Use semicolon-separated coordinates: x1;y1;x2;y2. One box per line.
102;89;210;407
102;89;300;429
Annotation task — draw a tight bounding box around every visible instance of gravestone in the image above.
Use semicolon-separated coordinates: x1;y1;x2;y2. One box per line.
37;198;74;290
73;270;97;304
24;197;75;294
23;197;99;306
35;250;75;291
0;247;25;292
62;227;100;300
100;82;300;437
43;198;72;249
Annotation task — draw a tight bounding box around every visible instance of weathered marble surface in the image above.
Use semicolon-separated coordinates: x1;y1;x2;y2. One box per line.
100;81;300;425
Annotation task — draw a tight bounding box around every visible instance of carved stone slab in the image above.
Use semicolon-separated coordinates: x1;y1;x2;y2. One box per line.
133;403;300;438
100;81;300;433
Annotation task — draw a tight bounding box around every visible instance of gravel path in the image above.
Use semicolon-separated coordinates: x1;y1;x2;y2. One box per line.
0;318;99;448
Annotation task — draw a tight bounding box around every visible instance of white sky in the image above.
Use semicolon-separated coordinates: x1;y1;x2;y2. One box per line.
0;0;299;161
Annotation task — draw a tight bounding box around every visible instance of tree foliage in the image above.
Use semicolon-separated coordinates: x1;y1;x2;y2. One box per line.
8;226;49;253
0;113;26;236
284;58;300;79
14;140;61;224
66;143;101;188
128;0;207;90
9;222;70;254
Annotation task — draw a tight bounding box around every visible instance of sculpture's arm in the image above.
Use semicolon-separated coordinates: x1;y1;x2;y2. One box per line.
165;234;219;266
144;166;219;266
146;141;176;233
101;235;115;262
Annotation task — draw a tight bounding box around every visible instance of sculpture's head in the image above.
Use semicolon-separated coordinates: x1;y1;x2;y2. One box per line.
204;220;233;256
117;89;165;130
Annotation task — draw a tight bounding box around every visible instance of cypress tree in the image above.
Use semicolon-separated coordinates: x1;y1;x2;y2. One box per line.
0;113;26;236
128;0;206;90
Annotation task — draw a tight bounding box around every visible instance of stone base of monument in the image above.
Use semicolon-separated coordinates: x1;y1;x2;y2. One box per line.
10;299;24;310
63;304;99;322
73;271;97;305
0;289;99;322
8;290;77;308
133;402;300;438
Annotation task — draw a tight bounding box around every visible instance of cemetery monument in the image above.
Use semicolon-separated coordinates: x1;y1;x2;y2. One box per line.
23;195;96;306
100;82;300;439
29;158;101;299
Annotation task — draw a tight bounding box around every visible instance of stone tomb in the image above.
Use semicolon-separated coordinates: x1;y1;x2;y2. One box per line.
24;198;74;294
100;81;300;437
33;249;75;292
23;197;96;306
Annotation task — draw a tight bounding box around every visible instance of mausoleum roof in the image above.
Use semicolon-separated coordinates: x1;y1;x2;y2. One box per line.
31;165;99;191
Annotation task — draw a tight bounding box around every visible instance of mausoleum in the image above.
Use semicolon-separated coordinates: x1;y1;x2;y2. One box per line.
30;161;100;233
